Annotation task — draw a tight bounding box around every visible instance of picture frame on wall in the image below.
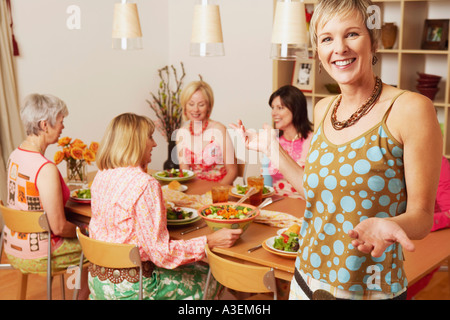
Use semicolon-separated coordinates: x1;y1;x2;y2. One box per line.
292;58;314;92
421;19;449;50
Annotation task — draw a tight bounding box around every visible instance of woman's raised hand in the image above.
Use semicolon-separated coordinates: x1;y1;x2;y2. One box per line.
229;120;278;156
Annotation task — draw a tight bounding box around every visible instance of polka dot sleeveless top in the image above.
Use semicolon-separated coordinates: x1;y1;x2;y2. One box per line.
298;92;408;293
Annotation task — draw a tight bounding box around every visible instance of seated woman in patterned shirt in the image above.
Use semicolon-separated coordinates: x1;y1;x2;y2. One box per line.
176;81;238;185
4;93;89;299
89;113;242;300
265;85;313;199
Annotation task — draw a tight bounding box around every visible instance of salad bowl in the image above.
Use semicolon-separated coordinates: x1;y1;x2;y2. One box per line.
198;202;260;233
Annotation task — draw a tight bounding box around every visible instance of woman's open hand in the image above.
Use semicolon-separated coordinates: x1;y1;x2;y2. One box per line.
229;119;277;156
348;217;415;257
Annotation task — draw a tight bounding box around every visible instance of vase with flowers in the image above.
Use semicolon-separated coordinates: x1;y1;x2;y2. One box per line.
54;137;99;188
147;62;187;170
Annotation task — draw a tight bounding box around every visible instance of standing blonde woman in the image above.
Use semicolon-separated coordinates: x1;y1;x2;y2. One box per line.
231;0;442;300
89;113;242;300
176;81;238;185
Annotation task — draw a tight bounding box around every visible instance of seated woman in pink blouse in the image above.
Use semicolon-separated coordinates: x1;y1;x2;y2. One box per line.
89;113;242;300
266;85;313;198
176;81;238;185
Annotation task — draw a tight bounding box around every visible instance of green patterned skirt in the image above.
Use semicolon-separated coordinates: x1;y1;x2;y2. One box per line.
88;261;222;300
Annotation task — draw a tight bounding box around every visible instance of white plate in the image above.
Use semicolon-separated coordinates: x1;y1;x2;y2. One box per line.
277;228;289;236
153;169;195;182
263;236;298;258
166;207;199;225
230;185;275;198
70;188;91;203
162;184;188;192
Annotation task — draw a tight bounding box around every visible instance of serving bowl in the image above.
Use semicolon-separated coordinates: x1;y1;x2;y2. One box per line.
417;72;441;81
198;202;260;233
417;78;440;86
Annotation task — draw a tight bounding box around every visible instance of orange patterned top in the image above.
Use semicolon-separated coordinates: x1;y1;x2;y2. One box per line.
89;166;207;268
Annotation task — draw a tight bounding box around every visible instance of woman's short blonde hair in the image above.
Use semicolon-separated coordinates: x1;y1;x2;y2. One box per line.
310;0;380;54
180;81;214;121
20;93;69;136
96;113;155;170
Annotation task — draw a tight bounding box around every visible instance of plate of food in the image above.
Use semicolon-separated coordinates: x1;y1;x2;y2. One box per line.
70;188;91;203
230;184;274;198
166;206;200;225
162;180;188;192
153;169;195;182
262;224;300;259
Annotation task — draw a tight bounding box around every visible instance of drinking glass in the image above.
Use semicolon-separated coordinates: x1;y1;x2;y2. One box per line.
247;176;264;206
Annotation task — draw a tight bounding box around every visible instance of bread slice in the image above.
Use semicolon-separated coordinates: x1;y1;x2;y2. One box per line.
168;180;182;191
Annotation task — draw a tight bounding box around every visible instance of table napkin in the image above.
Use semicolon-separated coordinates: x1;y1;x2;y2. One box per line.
255;209;303;228
162;188;212;209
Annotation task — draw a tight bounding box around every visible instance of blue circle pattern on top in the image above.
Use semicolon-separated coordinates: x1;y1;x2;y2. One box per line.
297;124;407;294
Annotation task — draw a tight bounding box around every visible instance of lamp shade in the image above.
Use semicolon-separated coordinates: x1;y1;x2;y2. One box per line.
112;2;143;50
190;0;224;57
271;0;308;60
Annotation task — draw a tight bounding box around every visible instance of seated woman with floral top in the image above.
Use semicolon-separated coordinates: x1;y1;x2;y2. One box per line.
176;81;238;185
89;113;242;300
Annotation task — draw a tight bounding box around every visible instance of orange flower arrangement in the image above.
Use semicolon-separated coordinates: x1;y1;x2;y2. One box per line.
54;138;98;165
54;137;99;185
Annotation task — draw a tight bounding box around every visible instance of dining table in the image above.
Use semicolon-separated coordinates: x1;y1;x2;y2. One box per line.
65;169;450;288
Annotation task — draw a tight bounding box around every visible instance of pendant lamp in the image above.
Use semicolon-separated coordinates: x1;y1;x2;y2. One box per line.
112;0;143;50
271;0;308;60
190;0;224;57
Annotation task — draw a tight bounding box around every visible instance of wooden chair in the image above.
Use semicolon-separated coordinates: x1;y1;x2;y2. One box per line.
75;227;144;300
203;245;277;300
0;200;67;300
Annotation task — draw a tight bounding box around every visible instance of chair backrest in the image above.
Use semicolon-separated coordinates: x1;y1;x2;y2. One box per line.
205;245;277;296
76;228;141;269
0;200;49;233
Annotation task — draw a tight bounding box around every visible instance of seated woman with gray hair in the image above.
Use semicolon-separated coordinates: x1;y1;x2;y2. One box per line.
3;93;89;299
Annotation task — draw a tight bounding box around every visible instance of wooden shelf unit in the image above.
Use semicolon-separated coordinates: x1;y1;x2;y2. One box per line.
272;0;450;157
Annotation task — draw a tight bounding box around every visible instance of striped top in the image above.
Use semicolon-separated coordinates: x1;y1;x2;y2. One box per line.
297;92;407;293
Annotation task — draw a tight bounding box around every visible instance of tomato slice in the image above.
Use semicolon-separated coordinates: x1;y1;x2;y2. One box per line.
281;234;289;243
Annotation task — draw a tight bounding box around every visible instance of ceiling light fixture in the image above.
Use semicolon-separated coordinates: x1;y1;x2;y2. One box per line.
271;0;308;61
112;0;143;50
190;0;224;57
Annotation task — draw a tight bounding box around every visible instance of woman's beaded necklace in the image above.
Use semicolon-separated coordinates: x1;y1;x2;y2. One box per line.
331;77;383;130
189;120;209;136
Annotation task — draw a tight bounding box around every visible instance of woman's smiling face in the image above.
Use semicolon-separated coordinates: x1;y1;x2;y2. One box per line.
185;90;210;122
316;12;373;85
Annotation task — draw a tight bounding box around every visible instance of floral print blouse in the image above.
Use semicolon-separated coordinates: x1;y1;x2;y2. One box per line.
89;166;207;269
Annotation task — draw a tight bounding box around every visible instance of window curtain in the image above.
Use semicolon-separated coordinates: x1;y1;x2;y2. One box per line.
0;0;24;208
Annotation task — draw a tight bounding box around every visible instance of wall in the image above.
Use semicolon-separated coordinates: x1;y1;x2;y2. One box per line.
10;0;274;174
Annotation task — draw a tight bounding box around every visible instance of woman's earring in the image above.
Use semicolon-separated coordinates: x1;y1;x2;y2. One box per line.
372;55;378;65
318;62;322;74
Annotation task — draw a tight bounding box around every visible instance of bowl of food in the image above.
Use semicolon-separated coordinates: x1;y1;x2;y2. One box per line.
198;202;260;233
